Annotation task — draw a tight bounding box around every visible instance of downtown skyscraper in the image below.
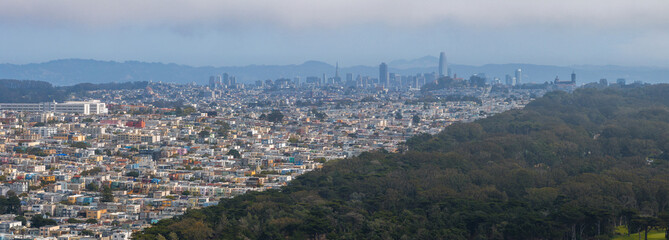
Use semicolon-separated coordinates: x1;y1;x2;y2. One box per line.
439;52;448;78
379;62;389;87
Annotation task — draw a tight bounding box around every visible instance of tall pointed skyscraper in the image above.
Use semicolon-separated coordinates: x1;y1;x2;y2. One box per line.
439;52;448;78
335;62;340;78
333;62;342;84
379;62;389;87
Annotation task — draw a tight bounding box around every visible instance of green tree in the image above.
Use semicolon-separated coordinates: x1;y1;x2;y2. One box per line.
0;195;21;214
101;185;114;202
659;211;669;239
198;130;210;138
311;109;327;121
70;142;90;149
412;114;421;125
30;214;56;228
85;182;99;192
14;216;26;226
267;110;284;123
126;171;140;178
226;149;241;159
216;122;231;138
67;218;83;223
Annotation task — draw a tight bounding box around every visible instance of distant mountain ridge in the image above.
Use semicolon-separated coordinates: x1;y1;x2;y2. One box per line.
1;58;668;85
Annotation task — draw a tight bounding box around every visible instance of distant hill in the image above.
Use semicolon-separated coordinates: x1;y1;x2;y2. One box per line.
0;79;148;103
1;58;669;85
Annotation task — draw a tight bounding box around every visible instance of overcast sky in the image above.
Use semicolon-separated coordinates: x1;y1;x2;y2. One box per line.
1;0;668;67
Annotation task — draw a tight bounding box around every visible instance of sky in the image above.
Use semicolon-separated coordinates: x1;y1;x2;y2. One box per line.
1;0;668;67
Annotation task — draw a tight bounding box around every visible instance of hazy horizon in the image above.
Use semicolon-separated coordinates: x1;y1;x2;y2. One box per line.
3;56;669;70
1;1;669;68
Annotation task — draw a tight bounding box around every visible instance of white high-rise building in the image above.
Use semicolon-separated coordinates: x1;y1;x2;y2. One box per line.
515;69;522;85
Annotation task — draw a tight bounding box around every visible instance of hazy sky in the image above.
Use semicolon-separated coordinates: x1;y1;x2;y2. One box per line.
1;0;668;67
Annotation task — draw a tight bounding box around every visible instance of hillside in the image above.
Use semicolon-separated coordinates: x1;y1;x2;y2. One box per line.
135;85;669;240
3;59;669;85
0;79;148;103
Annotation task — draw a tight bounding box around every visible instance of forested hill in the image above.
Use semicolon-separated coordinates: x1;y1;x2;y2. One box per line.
0;79;148;102
136;85;669;240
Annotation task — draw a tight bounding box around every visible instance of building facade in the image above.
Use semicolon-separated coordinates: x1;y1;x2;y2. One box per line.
0;100;107;115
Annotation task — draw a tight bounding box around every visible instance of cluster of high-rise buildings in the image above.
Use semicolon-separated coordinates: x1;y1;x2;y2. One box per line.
504;69;523;86
211;51;573;90
208;73;237;90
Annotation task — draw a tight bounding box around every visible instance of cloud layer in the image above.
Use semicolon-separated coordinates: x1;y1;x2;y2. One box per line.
1;0;667;30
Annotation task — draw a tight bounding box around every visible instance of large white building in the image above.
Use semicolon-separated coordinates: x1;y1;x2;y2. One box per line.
30;127;58;137
0;100;108;115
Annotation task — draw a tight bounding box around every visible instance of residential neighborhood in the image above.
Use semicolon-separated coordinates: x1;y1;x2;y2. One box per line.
0;81;541;239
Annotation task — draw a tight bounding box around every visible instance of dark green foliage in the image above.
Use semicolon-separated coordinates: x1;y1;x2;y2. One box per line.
266;110;284;123
468;75;487;87
85;182;99;191
394;111;403;120
22;147;48;156
174;106;197;116
216;121;231;138
226;149;241;159
0;79;148;103
69;142;90;149
0;79;67;102
0;195;21;214
67;218;83;223
137;85;669;239
412;114;420;125
198;130;210;138
30;215;56;228
101;185;114;202
67;81;149;92
125;171;140;178
14;216;26;225
80;167;102;176
311;109;327;121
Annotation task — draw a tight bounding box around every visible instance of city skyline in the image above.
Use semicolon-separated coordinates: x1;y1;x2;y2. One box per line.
1;1;667;238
